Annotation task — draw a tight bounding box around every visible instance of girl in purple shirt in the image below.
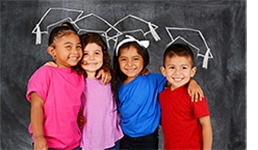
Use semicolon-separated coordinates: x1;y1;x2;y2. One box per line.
77;32;123;150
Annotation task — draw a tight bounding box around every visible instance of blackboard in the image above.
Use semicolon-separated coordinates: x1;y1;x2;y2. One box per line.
1;0;246;149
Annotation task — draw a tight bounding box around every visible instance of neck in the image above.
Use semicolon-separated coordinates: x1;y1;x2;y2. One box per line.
123;76;136;84
86;71;96;79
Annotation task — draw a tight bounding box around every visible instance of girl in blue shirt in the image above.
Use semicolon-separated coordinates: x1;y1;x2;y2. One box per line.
112;35;203;149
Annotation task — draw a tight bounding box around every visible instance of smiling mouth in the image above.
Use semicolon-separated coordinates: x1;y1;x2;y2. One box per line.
173;77;183;82
69;56;79;61
126;68;136;72
86;62;98;66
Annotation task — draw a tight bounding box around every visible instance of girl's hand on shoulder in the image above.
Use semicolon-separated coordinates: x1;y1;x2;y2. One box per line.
188;79;204;102
96;69;112;85
44;61;57;67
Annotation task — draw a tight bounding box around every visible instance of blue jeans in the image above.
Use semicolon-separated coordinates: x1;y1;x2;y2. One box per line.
105;140;120;150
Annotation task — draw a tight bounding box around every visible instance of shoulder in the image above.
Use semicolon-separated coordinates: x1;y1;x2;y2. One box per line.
139;73;165;81
29;66;52;79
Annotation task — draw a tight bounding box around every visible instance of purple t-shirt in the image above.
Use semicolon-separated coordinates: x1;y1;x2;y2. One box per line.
26;66;84;149
80;78;123;150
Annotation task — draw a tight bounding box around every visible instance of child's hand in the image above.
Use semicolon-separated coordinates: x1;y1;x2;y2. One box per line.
34;136;48;150
77;110;86;127
44;61;57;67
96;69;112;85
188;79;204;102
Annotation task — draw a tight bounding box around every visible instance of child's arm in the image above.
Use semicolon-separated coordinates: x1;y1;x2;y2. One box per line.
30;92;48;150
96;69;112;85
44;61;111;85
199;116;213;150
77;110;87;127
188;79;204;102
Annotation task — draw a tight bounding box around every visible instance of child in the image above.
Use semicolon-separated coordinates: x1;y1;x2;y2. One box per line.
112;35;204;149
159;43;213;149
26;22;84;149
78;32;123;150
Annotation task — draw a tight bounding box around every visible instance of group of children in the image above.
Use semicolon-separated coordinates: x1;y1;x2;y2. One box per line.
26;22;212;150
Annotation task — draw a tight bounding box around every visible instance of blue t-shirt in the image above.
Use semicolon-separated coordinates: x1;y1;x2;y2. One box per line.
118;73;166;138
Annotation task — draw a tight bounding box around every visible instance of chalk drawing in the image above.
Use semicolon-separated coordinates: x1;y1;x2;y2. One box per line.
32;7;213;69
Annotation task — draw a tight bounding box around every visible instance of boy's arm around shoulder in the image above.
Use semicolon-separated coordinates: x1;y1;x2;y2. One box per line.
199;116;213;150
30;92;48;150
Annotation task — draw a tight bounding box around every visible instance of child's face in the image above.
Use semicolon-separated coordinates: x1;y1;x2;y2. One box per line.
118;46;144;83
48;33;82;68
160;55;196;90
81;43;103;77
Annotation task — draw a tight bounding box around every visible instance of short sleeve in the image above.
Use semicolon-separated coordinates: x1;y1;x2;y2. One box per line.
193;97;210;118
26;66;50;102
150;73;167;93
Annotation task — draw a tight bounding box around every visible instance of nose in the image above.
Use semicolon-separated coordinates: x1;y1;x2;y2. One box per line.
127;59;133;66
174;68;181;75
88;54;95;60
73;45;82;55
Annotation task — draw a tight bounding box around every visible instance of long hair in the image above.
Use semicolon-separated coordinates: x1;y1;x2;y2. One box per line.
111;41;149;102
75;32;111;77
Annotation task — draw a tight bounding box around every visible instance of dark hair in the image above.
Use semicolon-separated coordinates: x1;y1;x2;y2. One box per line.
112;41;149;101
163;43;195;67
48;22;82;74
75;32;111;78
48;22;77;46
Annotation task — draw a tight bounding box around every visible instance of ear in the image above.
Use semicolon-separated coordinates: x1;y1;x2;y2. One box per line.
160;66;166;77
190;66;197;78
47;46;56;58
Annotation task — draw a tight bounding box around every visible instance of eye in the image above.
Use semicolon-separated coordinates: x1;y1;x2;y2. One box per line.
133;56;140;61
65;45;72;49
76;45;82;49
119;57;127;62
168;66;175;69
83;52;88;56
94;51;100;55
182;65;189;70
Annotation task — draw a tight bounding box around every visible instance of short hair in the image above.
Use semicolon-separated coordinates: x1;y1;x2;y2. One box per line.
163;43;195;67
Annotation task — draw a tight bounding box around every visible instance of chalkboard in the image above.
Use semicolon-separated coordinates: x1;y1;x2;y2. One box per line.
1;0;246;149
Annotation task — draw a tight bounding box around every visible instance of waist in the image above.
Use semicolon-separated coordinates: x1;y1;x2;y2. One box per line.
123;127;159;140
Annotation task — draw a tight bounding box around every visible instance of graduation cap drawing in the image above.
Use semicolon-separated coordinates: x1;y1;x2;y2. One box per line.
165;27;213;69
31;7;84;45
73;13;122;49
106;14;161;49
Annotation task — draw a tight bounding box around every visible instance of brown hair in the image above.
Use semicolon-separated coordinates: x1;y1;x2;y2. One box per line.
76;32;111;77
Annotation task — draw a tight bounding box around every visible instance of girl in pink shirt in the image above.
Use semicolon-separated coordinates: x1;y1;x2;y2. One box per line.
26;22;84;149
78;32;123;150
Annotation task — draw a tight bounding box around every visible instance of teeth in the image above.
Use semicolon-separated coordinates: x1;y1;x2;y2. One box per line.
127;68;135;72
173;77;182;81
69;56;78;61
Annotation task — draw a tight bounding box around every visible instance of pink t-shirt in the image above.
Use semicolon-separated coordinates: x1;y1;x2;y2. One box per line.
80;78;123;150
26;66;84;149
